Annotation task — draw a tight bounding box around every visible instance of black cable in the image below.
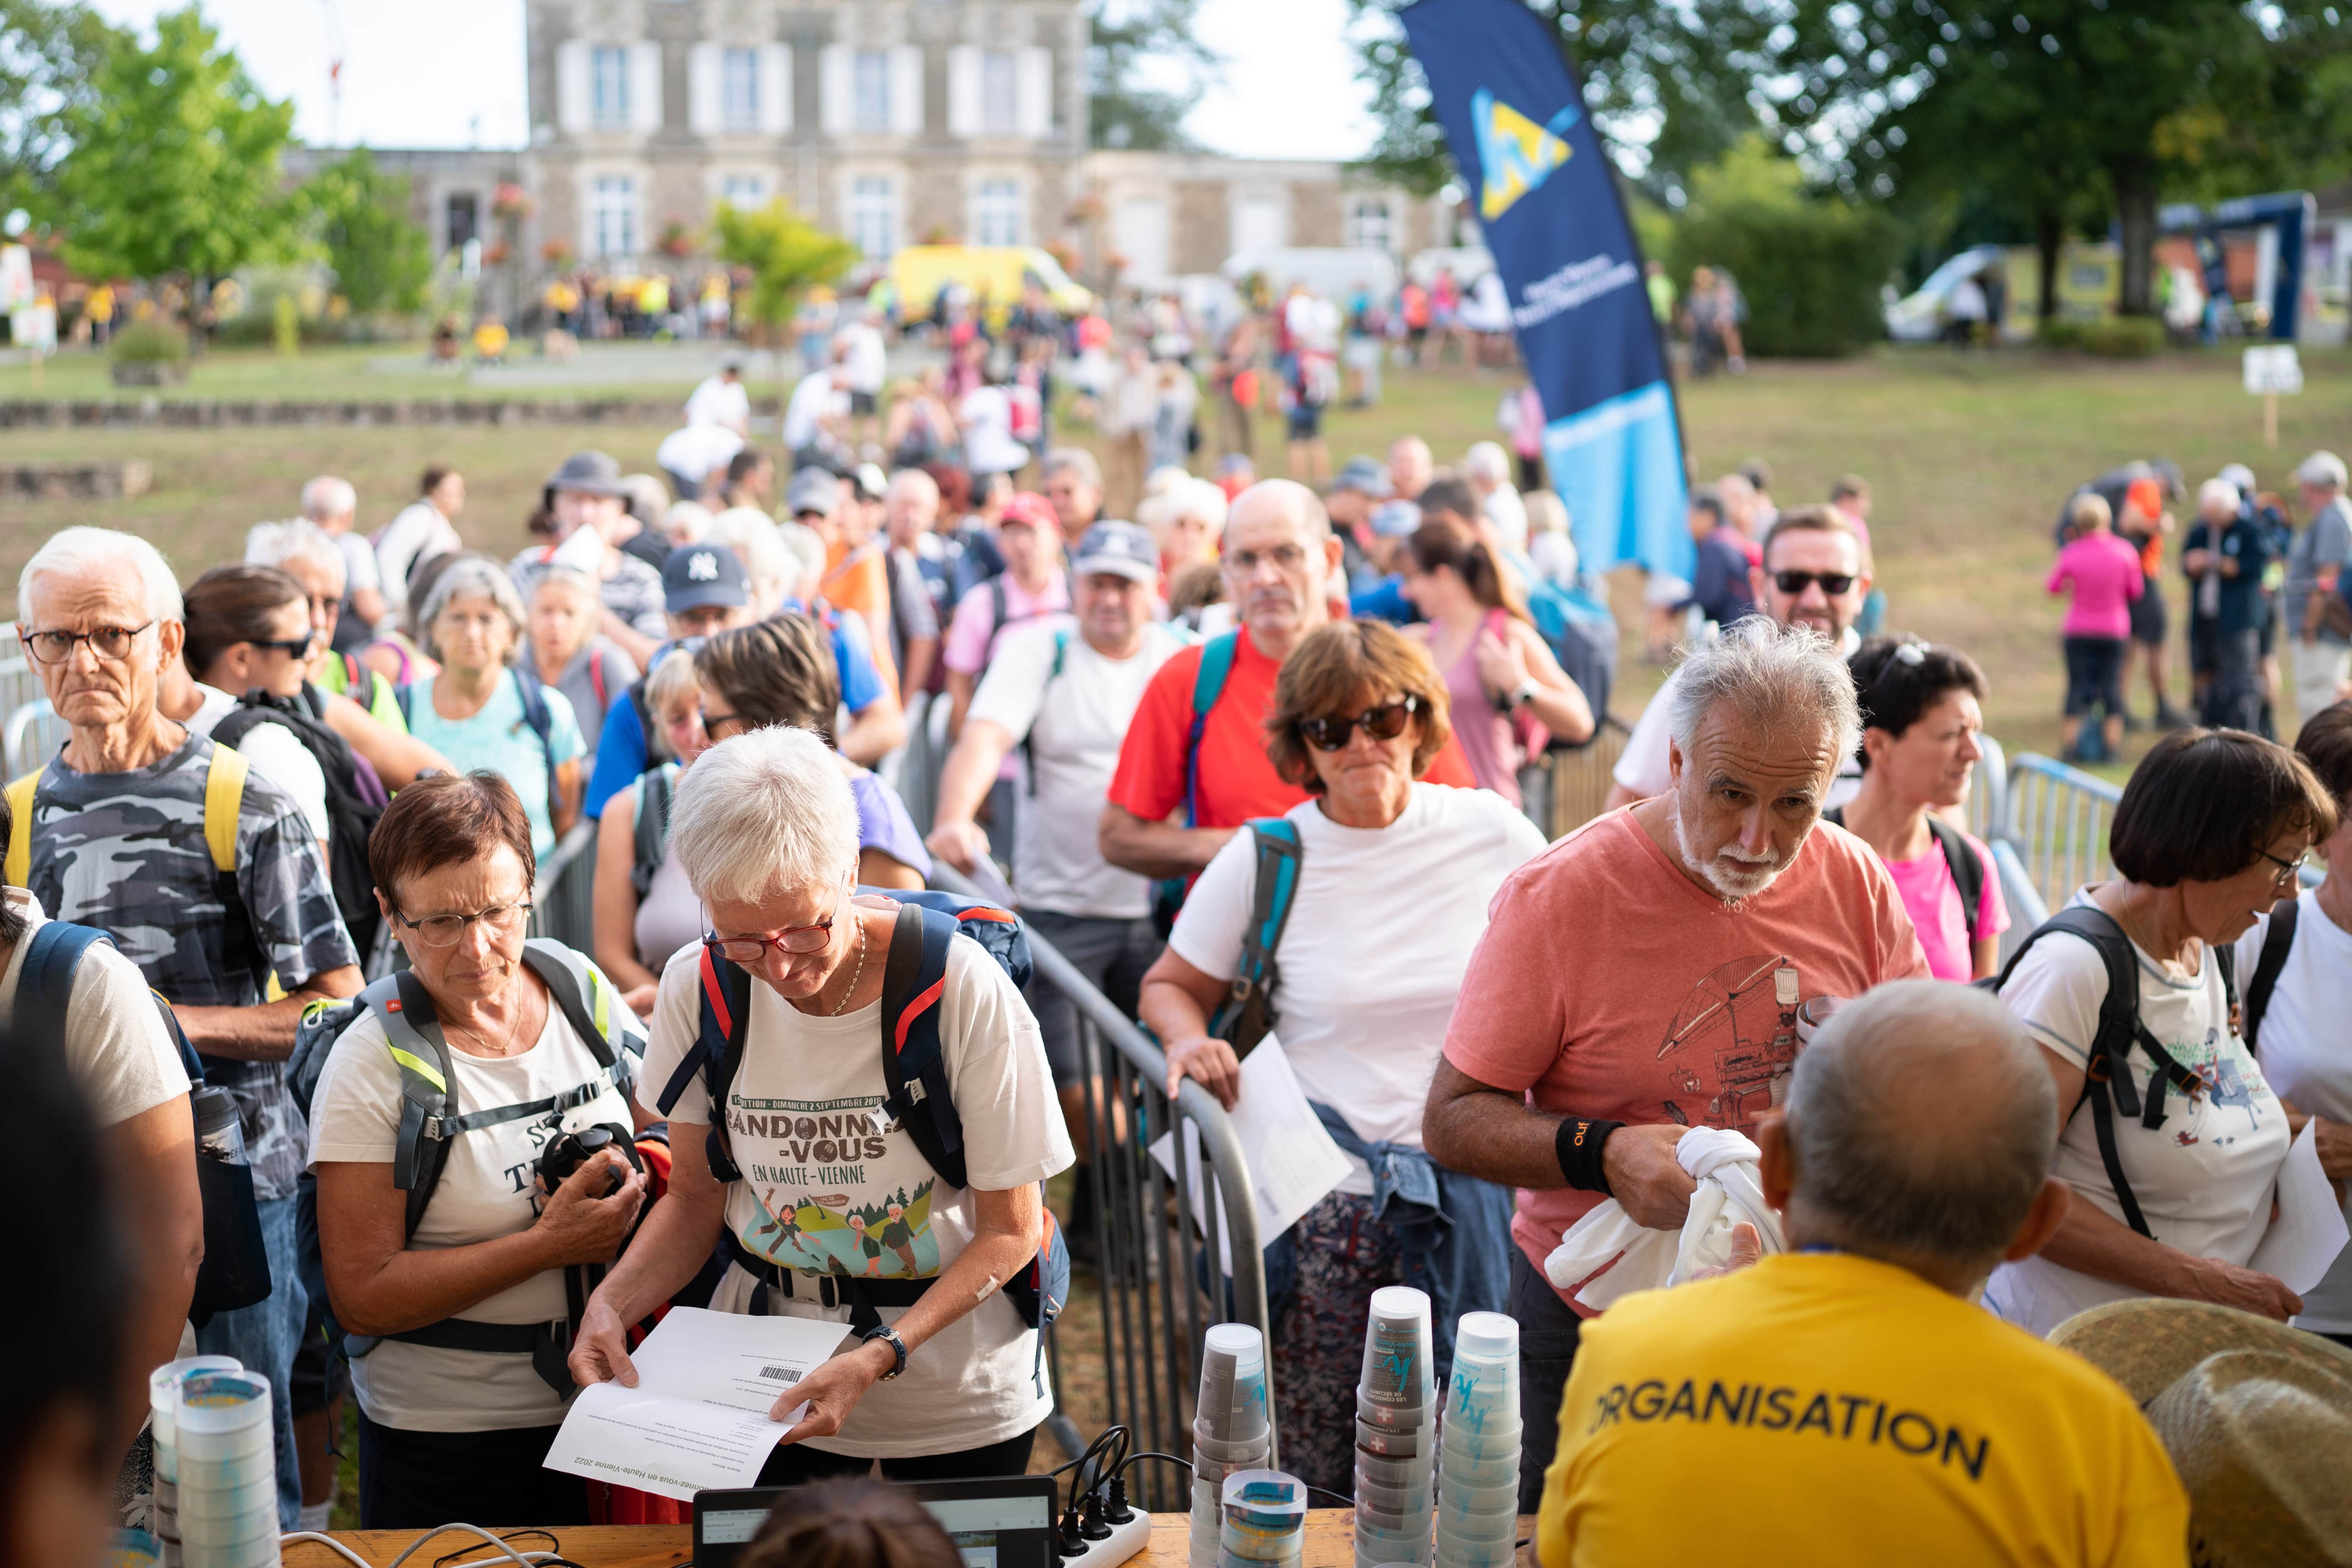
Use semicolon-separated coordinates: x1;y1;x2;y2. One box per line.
1303;1484;1354;1509
1114;1451;1196;1480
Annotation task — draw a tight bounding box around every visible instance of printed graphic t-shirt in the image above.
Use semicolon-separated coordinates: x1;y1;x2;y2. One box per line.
1988;888;2290;1337
1442;810;1928;1310
1539;1253;2188;1568
20;732;358;1198
307;979;639;1432
640;926;1074;1458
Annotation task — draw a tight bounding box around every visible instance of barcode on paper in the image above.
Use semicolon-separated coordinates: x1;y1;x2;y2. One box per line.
759;1366;802;1384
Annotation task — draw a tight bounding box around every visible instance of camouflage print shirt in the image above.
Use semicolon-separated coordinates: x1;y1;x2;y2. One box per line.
22;731;360;1199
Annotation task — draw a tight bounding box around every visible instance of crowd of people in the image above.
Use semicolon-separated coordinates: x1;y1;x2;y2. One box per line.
11;342;2352;1565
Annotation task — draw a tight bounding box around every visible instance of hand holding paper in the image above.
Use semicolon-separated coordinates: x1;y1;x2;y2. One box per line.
2250;1118;2352;1299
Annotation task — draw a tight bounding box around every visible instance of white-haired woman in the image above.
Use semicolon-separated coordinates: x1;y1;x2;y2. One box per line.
592;647;711;1014
397;555;588;858
1138;476;1227;583
570;726;1072;1485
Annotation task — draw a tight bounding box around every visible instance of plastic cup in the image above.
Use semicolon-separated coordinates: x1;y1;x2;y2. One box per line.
1353;1504;1434;1543
1360;1287;1433;1409
1453;1312;1518;1362
148;1358;240;1484
173;1477;275;1523
1355;1416;1425;1456
174;1499;276;1548
1432;1532;1518;1568
1357;1390;1430;1429
1353;1534;1426;1566
1436;1452;1518;1490
174;1372;272;1462
1193;1422;1274;1465
1353;1472;1433;1512
1439;1475;1520;1516
1440;1421;1523;1464
1352;1448;1427;1489
1436;1500;1518;1541
110;1529;165;1568
1218;1551;1299;1568
1198;1325;1271;1443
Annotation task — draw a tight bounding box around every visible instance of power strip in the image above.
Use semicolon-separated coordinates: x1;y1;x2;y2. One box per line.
1058;1508;1153;1568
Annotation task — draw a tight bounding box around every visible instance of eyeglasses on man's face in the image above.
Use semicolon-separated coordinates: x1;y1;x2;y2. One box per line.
20;621;155;664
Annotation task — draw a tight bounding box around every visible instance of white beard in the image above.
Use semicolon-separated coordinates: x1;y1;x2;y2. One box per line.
1672;792;1788;904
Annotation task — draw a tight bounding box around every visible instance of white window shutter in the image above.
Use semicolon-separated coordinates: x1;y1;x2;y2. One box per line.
629;41;664;133
556;40;591;134
819;44;852;136
687;43;721;135
890;45;924;136
947;46;981;138
1017;47;1052;140
759;44;792;135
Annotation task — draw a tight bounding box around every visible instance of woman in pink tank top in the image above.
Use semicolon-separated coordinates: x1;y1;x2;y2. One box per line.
1401;522;1594;805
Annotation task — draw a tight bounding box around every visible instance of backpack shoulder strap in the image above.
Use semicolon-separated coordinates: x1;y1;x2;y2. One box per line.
632;766;674;898
1182;633;1240;828
878;903;966;1191
521;937;639;1069
366;970;459;1239
17;922;110;1050
1237;817;1303;984
5;768;42;888
202;743;247;875
1924;816;1987;947
990;576;1009;634
393;682;415;726
2244;900;2299;1054
513;667;562;809
663;942;754;1184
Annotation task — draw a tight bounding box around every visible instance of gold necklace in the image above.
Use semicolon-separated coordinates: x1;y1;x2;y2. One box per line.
827;916;869;1017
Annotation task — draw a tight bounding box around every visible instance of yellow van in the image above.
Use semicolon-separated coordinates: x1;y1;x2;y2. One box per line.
890;246;1094;325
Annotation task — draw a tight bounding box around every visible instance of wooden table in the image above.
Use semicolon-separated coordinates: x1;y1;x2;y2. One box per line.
282;1510;1541;1566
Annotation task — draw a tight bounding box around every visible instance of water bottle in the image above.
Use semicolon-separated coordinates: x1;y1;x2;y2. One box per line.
190;1087;273;1319
192;1087;246;1166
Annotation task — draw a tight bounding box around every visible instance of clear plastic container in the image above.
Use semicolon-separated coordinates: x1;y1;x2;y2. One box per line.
1439;1421;1523;1464
174;1501;276;1549
1197;1325;1271;1443
174;1373;272;1461
148;1357;240;1483
1193;1422;1274;1465
173;1476;276;1523
1438;1475;1520;1515
1352;1447;1427;1489
1435;1453;1518;1492
1354;1416;1424;1456
1432;1531;1518;1568
1453;1312;1518;1362
1436;1501;1519;1542
1360;1287;1433;1409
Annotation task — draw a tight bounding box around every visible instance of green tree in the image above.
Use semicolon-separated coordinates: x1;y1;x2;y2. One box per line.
709;197;857;392
38;4;298;293
1767;2;2352;317
1088;0;1223;150
0;0;121;216
1346;0;1776;202
302;148;433;317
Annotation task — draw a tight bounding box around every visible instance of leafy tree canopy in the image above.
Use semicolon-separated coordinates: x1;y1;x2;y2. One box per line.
1089;0;1223;150
301;147;433;317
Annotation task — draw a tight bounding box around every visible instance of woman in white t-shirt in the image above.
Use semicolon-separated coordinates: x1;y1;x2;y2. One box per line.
570;726;1072;1484
1140;621;1548;1496
2234;703;2352;1345
309;773;648;1529
1989;728;2336;1337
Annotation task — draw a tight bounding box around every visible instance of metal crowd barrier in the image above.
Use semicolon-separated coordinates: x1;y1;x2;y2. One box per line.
2000;752;2120;915
529;821;600;953
3;692;68;778
930;862;1272;1506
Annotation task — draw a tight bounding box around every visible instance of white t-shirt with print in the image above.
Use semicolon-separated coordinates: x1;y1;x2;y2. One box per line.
2235;891;2352;1331
1987;888;2292;1337
306;981;640;1433
0;888;190;1127
1169;783;1548;1195
184;684;332;844
639;925;1073;1459
968;620;1187;920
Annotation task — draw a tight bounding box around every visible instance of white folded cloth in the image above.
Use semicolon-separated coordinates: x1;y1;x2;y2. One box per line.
1543;1126;1786;1310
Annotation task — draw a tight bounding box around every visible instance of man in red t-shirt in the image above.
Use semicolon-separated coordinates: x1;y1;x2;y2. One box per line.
1422;619;1929;1511
1100;480;1473;884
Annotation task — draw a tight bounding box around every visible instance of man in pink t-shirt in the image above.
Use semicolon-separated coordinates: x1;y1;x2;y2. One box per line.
1424;620;1930;1510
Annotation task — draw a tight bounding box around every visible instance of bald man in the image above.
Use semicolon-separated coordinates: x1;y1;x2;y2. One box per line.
1100;479;1474;886
1535;983;2188;1568
1388;435;1433;504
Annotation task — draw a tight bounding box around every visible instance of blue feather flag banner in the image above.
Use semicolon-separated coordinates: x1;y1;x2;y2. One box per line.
1399;0;1692;578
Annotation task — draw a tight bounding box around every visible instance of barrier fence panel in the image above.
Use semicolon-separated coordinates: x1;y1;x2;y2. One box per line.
1537;716;1630;839
4;695;69;778
1969;733;2008;848
2002;753;2121;915
931;864;1271;1509
529;822;599;953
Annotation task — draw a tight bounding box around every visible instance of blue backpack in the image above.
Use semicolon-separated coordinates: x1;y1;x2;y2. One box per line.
1521;569;1618;736
654;891;1069;1391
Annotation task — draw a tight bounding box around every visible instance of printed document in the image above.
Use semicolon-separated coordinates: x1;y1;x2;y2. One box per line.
2253;1118;2352;1297
1150;1034;1351;1273
543;1307;851;1500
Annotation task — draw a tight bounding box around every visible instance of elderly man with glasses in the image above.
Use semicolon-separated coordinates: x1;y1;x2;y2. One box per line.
8;526;362;1531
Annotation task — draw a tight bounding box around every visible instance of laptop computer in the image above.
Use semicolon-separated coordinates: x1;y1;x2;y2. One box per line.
693;1474;1063;1568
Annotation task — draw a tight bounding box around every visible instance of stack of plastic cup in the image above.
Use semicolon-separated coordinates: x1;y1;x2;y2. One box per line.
174;1371;280;1568
1354;1286;1436;1566
1435;1313;1522;1568
148;1355;241;1568
1218;1470;1308;1568
1189;1324;1273;1568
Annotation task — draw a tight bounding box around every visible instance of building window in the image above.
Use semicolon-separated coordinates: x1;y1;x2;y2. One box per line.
848;176;899;260
981;51;1019;134
591;175;639;258
446;193;480;252
722;47;760;131
972;179;1023;246
853;49;891;132
720;174;768;209
1347;197;1394;253
591;46;630;128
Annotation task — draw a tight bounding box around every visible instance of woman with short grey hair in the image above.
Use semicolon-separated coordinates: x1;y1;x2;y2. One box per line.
569;725;1072;1487
396;554;587;857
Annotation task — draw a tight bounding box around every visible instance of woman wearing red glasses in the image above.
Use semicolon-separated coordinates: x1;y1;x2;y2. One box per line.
1138;620;1548;1497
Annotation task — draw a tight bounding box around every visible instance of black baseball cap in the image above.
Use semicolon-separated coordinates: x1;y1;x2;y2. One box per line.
663;543;750;613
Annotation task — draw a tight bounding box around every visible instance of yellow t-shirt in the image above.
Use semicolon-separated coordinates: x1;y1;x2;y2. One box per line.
1538;1253;2187;1568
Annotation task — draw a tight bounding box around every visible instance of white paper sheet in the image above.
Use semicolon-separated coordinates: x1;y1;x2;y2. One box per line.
542;1307;853;1501
1148;1034;1352;1272
2251;1118;2352;1297
958;852;1020;910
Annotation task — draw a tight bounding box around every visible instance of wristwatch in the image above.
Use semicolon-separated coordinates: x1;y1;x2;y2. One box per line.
859;1324;908;1381
1509;679;1540;711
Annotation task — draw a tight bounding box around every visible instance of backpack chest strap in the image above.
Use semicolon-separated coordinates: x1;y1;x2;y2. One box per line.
422;1068;620;1141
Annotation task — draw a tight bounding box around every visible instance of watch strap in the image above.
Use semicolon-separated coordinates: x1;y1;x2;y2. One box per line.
860;1323;908;1380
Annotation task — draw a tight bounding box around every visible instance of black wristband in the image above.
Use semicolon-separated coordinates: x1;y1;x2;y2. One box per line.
1556;1117;1625;1195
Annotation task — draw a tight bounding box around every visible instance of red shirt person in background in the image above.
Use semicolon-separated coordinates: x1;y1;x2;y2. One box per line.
1100;480;1475;886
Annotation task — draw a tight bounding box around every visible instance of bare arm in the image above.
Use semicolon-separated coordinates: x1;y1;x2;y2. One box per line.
552;758;583;838
858;846;924;891
839;691;907;767
1138;946;1237;1106
105;1096;203;1448
592;787;660;1012
945;670;977;741
320;692;452;787
2030;1044;2299;1319
318;1149;645;1337
1514;621;1595;746
1098;803;1235;882
1421;1057;1695;1229
924;719;1015;871
176;965;363;1061
349;586;389;632
899;636;938;706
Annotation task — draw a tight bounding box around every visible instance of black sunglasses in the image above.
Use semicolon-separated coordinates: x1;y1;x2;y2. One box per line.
1772;570;1857;597
249;630;321;659
1299;697;1418;752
